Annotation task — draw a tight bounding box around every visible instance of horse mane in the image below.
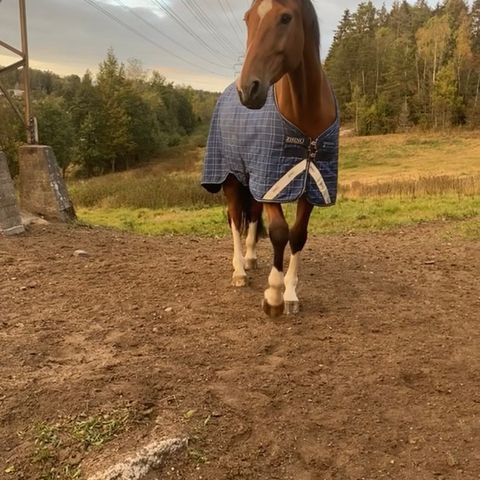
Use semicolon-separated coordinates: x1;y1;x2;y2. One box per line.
302;0;321;59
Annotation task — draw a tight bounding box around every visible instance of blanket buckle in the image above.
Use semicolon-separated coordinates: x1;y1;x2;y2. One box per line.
308;140;317;161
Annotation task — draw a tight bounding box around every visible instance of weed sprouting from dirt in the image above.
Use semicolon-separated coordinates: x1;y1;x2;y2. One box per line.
188;447;208;464
72;410;131;448
23;408;132;480
38;465;81;480
32;423;61;467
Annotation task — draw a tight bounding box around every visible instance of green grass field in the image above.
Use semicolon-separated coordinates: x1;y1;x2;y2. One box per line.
70;130;480;237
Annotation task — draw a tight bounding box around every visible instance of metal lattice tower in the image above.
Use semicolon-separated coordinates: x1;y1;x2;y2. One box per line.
0;0;37;144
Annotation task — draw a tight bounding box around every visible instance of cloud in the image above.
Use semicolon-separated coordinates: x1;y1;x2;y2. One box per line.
0;0;395;91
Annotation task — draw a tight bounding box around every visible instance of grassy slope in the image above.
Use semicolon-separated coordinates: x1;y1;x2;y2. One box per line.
71;131;480;237
340;132;480;183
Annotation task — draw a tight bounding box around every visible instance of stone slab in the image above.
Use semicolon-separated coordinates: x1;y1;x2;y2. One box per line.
87;438;188;480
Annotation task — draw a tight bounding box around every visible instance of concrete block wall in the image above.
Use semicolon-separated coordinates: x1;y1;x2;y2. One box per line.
0;151;25;235
18;145;76;222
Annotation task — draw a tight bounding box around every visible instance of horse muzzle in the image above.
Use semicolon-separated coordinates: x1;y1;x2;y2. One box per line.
237;79;268;110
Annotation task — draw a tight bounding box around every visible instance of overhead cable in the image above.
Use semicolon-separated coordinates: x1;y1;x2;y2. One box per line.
113;0;230;70
182;0;241;53
150;0;234;60
82;0;228;76
218;0;244;46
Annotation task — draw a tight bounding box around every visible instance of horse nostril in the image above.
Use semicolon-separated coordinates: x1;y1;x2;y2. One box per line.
237;88;245;103
249;80;260;99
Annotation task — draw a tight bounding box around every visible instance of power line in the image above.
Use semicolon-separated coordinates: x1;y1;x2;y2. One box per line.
182;0;241;53
82;0;228;76
113;0;230;70
150;0;234;61
218;0;244;46
183;0;240;53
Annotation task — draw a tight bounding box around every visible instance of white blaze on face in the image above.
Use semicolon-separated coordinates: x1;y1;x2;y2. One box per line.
257;0;273;20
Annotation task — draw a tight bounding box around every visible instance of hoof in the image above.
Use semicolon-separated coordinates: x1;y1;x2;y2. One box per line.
284;301;300;315
245;258;258;271
262;299;284;318
232;275;248;287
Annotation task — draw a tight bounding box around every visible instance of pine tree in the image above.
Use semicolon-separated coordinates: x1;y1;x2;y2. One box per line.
472;0;480;52
36;97;74;176
324;0;479;131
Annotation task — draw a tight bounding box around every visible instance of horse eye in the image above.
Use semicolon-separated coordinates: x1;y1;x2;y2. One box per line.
280;13;292;25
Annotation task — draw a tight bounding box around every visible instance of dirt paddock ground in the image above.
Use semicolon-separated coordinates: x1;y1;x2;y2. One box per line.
1;221;479;479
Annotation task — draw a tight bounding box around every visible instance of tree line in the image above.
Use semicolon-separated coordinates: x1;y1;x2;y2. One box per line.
3;0;480;175
0;50;219;177
325;0;480;134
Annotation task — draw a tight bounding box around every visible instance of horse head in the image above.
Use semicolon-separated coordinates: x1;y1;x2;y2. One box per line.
237;0;312;109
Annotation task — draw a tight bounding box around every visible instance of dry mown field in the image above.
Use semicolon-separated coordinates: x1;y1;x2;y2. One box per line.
1;220;479;479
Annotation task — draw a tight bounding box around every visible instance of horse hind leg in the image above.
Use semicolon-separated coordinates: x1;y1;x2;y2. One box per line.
284;197;313;314
245;200;264;271
230;221;248;287
284;255;300;314
223;175;248;287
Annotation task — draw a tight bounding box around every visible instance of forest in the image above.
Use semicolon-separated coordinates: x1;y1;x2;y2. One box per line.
325;0;480;133
1;0;480;178
0;50;218;177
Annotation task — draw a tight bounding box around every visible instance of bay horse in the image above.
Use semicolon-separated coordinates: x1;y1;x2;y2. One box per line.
202;0;339;317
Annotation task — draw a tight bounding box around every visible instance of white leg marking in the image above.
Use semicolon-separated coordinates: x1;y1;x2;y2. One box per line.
257;0;273;20
284;253;300;303
231;222;247;287
245;221;258;270
264;267;284;307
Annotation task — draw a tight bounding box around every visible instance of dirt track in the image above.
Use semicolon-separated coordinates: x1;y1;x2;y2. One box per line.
1;221;479;479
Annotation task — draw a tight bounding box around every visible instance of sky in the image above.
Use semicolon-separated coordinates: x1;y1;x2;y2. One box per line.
0;0;395;92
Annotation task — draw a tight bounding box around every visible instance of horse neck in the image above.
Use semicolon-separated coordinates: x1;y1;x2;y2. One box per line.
275;42;335;139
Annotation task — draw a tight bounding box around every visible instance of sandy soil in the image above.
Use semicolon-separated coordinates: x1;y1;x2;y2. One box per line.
1;221;479;479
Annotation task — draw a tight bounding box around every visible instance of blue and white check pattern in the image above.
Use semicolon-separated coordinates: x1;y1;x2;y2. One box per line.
201;82;339;206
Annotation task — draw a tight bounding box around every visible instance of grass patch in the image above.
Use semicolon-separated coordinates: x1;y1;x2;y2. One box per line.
69;131;480;211
77;206;228;236
339;131;480;183
10;408;133;480
306;196;479;235
69;131;480;237
69;168;219;210
340;174;480;198
71;411;130;448
444;218;480;240
77;195;480;237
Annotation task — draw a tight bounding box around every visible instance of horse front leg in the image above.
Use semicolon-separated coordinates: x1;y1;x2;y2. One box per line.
284;197;313;314
262;203;289;318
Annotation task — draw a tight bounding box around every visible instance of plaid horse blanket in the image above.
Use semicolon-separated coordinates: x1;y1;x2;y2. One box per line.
201;82;339;206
